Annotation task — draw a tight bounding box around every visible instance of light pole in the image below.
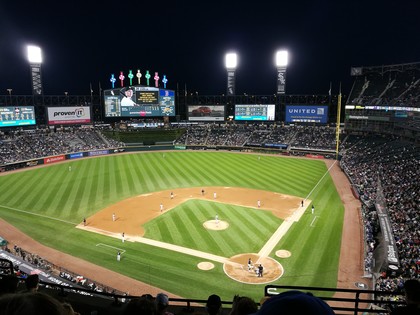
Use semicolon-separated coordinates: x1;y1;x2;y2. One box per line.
7;89;12;104
27;45;43;95
64;91;69;104
275;50;288;95
225;52;237;96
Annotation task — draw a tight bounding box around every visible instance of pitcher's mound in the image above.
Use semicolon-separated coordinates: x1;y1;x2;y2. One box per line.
203;220;229;230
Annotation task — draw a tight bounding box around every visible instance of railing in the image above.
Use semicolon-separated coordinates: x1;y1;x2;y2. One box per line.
26;280;405;315
264;285;403;315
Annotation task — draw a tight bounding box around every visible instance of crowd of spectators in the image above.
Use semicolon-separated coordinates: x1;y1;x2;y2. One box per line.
340;134;420;298
0;128;125;165
349;66;420;107
2;244;123;297
174;123;337;151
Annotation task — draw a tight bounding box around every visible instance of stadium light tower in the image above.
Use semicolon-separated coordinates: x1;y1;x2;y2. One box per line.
27;45;43;95
275;50;288;94
225;52;237;96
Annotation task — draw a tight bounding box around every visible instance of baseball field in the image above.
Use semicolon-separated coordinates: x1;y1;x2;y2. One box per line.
0;151;348;301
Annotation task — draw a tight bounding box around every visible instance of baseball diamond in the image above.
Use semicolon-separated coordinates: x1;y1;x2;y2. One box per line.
0;151;363;302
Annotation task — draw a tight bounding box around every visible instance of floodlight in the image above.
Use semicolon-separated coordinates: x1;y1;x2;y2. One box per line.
225;53;237;69
27;45;42;63
276;50;288;67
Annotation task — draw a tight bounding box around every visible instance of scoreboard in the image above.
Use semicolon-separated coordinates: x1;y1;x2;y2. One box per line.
0;106;36;127
234;104;275;121
104;85;175;117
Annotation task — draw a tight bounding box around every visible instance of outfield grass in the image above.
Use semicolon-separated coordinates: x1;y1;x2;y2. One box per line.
0;151;344;301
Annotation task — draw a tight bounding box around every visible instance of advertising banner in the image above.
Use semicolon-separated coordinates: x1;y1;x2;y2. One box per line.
47;106;91;125
285;105;328;123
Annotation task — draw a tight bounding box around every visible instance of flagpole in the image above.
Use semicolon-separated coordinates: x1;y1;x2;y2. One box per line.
89;82;93;103
328;81;332;106
335;82;342;160
98;81;103;123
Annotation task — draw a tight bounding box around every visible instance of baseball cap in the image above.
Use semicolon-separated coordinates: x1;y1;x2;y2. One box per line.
156;293;169;305
254;290;335;315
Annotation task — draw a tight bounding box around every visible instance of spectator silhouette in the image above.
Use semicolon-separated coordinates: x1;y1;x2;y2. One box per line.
123;295;156;315
0;292;69;315
253;290;335;315
155;293;173;315
229;295;258;315
24;274;39;293
0;275;19;296
391;279;420;315
206;294;222;315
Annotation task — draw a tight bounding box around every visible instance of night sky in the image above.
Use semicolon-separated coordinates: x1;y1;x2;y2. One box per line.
1;0;419;97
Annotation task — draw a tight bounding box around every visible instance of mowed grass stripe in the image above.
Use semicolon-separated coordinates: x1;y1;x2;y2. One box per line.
75;159;103;216
151;154;185;188
100;157;111;207
223;205;261;251
87;159;101;213
28;166;66;213
127;154;149;194
45;165;79;216
220;155;279;190
189;152;239;186
67;161;92;217
113;156;125;196
160;154;193;188
2;169;44;209
139;154;161;192
120;155;137;196
16;166;66;211
0;171;39;206
145;155;172;189
170;153;206;187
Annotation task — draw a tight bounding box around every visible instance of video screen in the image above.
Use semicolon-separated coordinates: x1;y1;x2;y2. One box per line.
104;85;175;117
285;105;328;123
234;104;275;121
188;105;225;121
0;106;36;127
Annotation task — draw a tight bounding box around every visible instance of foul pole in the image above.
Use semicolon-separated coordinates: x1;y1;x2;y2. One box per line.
335;83;342;160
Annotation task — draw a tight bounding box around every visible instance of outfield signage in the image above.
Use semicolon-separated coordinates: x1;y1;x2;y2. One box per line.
88;150;109;156
345;105;420;112
44;155;65;164
263;143;288;149
348;115;390;121
69;153;84;159
285;105;328;123
47;106;91;125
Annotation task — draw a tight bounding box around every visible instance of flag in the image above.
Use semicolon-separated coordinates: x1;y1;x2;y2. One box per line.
328;82;332;96
89;82;93;95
